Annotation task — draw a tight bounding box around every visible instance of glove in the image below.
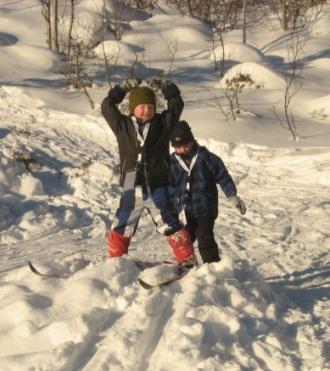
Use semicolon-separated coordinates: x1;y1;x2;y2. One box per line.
123;77;141;91
108;85;126;105
229;195;246;215
161;81;180;99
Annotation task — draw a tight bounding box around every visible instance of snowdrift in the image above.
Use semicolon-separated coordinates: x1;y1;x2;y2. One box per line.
217;62;285;90
210;43;265;63
308;94;330;121
0;45;66;76
94;41;139;63
0;255;322;370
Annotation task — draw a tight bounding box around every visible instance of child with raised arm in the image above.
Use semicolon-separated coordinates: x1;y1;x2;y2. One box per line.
101;82;196;267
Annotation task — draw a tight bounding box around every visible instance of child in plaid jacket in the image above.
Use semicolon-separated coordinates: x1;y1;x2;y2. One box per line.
169;120;246;263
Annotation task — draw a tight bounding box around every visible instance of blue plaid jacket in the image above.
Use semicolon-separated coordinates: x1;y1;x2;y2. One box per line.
169;145;237;219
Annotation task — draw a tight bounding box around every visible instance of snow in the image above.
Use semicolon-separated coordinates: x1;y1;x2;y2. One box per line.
0;1;330;370
211;42;265;63
94;40;139;63
217;62;285;90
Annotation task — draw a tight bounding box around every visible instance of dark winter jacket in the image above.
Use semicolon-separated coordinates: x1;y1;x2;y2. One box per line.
169;145;237;219
101;89;184;187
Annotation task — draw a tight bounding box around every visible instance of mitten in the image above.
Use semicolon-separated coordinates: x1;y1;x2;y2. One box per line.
161;81;180;99
123;77;141;91
229;195;246;215
108;85;126;105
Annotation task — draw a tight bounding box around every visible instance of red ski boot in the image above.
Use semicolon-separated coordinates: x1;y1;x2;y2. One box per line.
107;230;131;257
167;228;196;265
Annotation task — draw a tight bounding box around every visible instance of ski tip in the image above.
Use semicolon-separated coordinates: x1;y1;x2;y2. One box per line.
138;278;154;290
28;261;39;275
27;261;61;279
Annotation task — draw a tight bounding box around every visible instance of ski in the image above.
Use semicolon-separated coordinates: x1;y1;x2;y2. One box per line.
138;268;190;289
28;261;63;279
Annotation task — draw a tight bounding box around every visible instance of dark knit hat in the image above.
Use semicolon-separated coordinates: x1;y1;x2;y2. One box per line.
128;86;156;115
170;120;195;146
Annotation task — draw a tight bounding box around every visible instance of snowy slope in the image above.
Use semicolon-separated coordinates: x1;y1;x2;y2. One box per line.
0;1;330;370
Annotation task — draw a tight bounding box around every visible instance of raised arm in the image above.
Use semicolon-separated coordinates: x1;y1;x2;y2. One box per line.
160;82;184;130
101;85;127;134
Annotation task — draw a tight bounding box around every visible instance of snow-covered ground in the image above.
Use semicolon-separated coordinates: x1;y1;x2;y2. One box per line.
0;1;329;370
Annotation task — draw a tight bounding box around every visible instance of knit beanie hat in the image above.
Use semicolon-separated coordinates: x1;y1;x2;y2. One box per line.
170;120;195;146
128;86;156;115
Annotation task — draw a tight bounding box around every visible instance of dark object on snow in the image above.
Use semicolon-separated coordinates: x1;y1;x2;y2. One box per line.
28;261;63;279
138;265;192;289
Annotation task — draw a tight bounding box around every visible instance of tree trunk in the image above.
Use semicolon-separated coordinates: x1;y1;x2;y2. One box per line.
54;0;59;52
67;0;75;61
47;1;52;49
242;0;247;44
282;0;288;31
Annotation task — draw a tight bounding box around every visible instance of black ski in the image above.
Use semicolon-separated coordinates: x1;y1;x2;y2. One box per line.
28;261;63;279
138;268;190;289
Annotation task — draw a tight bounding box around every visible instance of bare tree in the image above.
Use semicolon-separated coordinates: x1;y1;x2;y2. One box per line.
276;0;326;31
39;0;60;50
281;0;289;31
159;33;178;76
53;0;59;51
203;88;230;121
224;73;253;120
211;1;242;77
67;0;77;62
242;0;247;43
39;0;52;48
100;41;117;88
272;29;309;140
72;43;95;109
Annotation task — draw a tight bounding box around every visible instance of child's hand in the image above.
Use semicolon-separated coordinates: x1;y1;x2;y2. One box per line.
161;81;180;99
108;85;127;104
123;78;141;91
229;195;246;215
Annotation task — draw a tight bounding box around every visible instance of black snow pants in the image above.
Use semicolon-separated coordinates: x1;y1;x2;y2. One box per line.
186;217;220;263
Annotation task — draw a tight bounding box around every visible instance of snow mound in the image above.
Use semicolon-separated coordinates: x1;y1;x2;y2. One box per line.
94;40;139;63
79;0;107;13
0;147;93;244
308;94;330;121
0;86;44;109
217;62;285;90
307;58;330;70
163;26;209;45
0;151;34;197
59;10;103;48
145;14;209;31
211;43;265;63
0;256;323;370
129;14;210;46
1;45;66;74
311;4;330;36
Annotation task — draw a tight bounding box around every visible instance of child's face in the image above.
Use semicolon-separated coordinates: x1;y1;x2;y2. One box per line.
174;141;194;155
133;104;155;122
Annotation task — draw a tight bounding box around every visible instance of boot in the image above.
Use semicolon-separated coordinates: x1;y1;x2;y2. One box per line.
108;230;130;257
167;228;195;264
